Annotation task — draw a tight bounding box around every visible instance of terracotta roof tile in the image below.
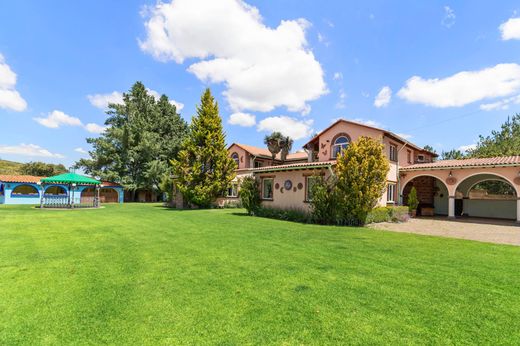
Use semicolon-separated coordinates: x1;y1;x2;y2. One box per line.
400;156;520;170
231;143;308;161
253;160;336;173
0;175;44;183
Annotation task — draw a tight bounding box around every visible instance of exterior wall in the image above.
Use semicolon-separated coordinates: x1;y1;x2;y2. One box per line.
258;168;331;212
317;122;383;162
1;182;41;204
462;199;516;219
228;144;251;169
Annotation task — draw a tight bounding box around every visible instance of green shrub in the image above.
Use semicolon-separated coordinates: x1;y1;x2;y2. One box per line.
407;187;419;213
221;200;242;209
309;175;340;225
256;207;311;224
366;206;410;224
239;176;261;215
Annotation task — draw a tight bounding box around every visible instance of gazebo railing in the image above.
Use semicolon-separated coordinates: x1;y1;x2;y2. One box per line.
41;195;70;208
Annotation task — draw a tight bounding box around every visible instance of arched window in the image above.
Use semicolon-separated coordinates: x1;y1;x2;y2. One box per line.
11;184;39;197
231;152;240;167
332;136;350;158
44;186;67;196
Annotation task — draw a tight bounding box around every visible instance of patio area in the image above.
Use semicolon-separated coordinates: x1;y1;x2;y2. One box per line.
370;217;520;246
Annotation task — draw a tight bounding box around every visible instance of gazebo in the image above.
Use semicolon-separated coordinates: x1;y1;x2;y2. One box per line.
40;173;101;208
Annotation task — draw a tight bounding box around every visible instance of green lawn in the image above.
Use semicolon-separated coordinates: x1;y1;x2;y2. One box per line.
1;204;519;345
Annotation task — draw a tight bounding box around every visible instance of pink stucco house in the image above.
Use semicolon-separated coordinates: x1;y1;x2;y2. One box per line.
224;119;520;221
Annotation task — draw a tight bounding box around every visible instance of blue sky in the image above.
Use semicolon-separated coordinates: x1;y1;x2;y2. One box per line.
0;1;519;167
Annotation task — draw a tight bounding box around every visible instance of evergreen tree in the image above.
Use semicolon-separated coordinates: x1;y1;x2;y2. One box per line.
469;114;520;157
76;81;188;199
20;162;67;176
440;149;465;160
172;88;236;207
335;136;390;225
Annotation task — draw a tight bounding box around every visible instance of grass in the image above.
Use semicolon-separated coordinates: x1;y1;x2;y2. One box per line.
1;203;519;344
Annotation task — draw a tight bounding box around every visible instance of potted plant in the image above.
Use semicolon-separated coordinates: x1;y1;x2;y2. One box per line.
407;187;419;217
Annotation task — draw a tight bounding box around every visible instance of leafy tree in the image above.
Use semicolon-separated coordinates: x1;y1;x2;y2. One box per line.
441;149;465;160
335;136;390;225
263;132;293;163
20;162;67;176
469;114;520;157
172;88;236;208
239;176;261;215
75;82;188;199
423;145;436;153
264;132;283;161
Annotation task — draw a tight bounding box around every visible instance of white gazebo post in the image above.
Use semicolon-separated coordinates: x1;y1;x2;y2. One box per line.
37;181;43;209
71;183;76;209
448;196;455;218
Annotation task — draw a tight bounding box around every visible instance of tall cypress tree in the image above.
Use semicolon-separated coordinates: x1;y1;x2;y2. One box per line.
173;88;236;207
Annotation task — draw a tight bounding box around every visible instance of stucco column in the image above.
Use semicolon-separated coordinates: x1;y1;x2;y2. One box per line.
448;196;455;218
517;199;520;223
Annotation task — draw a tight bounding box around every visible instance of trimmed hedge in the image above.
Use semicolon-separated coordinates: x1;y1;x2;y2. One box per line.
366;206;409;224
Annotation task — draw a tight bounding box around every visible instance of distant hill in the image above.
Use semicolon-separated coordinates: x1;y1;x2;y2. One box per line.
0;159;23;175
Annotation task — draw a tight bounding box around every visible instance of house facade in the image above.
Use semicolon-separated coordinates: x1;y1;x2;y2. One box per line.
224;119;520;221
0;175;124;205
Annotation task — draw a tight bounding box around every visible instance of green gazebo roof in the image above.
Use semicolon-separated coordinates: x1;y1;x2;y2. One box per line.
41;173;100;185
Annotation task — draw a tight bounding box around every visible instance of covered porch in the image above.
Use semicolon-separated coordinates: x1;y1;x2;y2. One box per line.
399;156;520;222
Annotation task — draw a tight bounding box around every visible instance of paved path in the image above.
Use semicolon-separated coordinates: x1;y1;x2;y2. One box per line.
370;217;520;246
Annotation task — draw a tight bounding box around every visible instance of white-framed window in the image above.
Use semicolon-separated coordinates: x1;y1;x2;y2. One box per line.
231;153;240;167
387;183;396;203
389;144;398;162
306;176;318;201
417;154;425;162
407;150;412;164
227;183;238;197
254;161;263;168
262;178;273;200
332;136;350;158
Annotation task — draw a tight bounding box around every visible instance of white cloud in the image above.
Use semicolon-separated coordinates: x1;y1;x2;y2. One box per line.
374;86;392;108
499;17;520;40
257;116;313;140
441;6;456;28
87;89;184;111
74;147;88;154
228;112;256;127
458;144;477;152
317;33;330;47
398;63;520;108
480;94;520;111
33;110;82;128
84;123;107;134
333;72;343;81
336;88;347;109
139;0;327;114
0;54;27;112
0;143;64;158
352;118;383;128
87;91;124;109
396;133;413;140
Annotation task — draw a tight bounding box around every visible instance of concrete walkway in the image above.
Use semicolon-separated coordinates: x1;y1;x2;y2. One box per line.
369;217;520;246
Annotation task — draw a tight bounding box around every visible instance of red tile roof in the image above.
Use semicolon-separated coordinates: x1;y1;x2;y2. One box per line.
400;156;520;171
0;175;44;183
229;143;308;161
253;160;336;173
101;181;122;187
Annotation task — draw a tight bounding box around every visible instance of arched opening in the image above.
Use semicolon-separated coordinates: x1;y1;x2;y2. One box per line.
402;175;449;216
82;187;119;203
11;184;39;197
455;174;517;220
331;135;350;158
44;185;67;196
231;152;240;167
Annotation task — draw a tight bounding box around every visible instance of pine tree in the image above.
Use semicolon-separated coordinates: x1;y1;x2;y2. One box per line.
173;88;236;207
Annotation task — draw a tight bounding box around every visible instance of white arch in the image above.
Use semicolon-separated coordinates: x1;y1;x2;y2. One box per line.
454;171;519;196
400;173;449;195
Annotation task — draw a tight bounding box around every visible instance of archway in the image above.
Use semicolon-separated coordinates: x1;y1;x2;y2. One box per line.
401;175;449;216
82;187;119;203
44;185;67;196
11;184;39;197
454;173;518;220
